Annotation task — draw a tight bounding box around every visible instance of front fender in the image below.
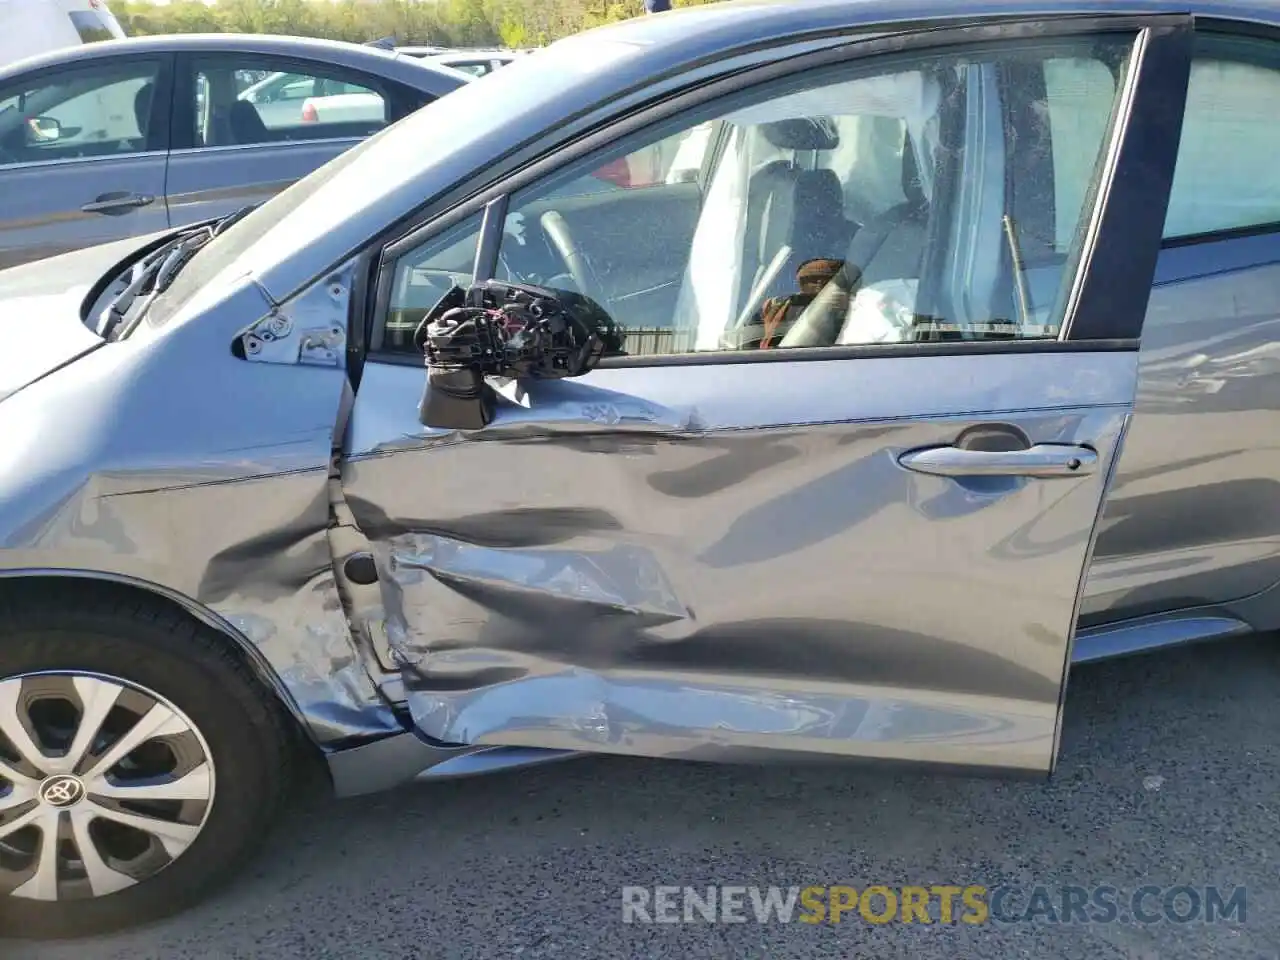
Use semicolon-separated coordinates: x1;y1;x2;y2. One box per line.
0;269;402;746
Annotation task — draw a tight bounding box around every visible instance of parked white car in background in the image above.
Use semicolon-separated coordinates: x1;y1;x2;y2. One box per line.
299;88;386;124
299;61;468;125
0;0;125;68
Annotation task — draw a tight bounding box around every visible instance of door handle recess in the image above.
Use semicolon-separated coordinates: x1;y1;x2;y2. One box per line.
81;192;155;215
897;443;1098;479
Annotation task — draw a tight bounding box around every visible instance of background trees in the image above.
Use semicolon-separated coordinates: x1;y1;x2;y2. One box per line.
110;0;724;48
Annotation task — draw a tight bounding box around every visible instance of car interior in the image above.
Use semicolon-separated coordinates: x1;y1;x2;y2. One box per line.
195;64;387;147
0;68;153;163
380;47;1128;359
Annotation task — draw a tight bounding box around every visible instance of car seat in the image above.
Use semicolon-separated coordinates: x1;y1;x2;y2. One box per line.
736;117;845;308
228;100;270;145
779;133;931;348
133;81;154;142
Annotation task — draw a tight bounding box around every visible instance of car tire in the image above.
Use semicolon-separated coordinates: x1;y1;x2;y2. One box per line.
0;585;294;939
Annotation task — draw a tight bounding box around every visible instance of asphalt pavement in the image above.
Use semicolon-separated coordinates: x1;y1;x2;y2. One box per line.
5;635;1280;959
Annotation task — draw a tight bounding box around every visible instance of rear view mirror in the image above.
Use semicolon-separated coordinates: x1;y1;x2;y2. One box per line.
24;116;61;144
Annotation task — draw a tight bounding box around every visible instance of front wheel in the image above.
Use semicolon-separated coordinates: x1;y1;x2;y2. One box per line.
0;588;294;938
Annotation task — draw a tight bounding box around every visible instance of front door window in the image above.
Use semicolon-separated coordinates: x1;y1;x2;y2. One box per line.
380;33;1136;360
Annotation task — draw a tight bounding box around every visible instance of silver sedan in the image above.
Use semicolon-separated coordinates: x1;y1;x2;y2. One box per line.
1;0;1279;938
0;33;468;269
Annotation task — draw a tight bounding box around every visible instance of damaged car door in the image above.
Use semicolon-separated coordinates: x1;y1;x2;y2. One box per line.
341;16;1192;774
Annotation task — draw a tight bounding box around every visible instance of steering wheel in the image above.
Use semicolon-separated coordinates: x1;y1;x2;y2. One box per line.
539;210;610;308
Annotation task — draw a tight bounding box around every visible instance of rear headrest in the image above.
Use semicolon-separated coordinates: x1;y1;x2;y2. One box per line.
759;117;839;152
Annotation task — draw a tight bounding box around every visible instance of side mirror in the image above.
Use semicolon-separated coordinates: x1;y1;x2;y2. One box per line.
417;281;625;430
24;116;61;144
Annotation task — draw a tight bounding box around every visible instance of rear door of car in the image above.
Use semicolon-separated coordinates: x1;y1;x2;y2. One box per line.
341;14;1193;775
0;54;172;270
164;51;422;228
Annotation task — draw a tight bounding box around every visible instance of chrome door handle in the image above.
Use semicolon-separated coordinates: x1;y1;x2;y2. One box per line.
897;443;1098;479
81;192;155;215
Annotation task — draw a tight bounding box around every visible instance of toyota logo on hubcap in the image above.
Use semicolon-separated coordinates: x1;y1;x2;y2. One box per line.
39;774;86;807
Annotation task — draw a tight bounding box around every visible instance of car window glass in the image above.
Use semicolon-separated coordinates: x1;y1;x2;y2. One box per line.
382;212;484;353
0;61;160;167
190;57;388;148
588;123;716;190
379;35;1136;358
1163;36;1280;240
1042;57;1119;252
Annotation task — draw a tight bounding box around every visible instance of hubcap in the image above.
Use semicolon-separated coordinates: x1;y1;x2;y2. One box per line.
0;672;215;901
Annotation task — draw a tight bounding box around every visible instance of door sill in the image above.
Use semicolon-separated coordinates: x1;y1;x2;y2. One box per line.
1071;613;1252;665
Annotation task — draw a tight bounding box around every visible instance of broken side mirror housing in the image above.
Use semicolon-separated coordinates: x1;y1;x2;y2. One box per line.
415;280;625;431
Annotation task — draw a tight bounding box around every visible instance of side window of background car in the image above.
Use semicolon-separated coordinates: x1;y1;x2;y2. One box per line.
190;58;388;149
1162;34;1280;240
377;34;1138;359
0;61;161;167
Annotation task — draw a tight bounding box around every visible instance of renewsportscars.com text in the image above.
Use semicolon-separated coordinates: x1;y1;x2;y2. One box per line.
621;884;1247;925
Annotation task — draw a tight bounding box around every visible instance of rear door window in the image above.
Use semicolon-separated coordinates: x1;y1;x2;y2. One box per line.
1163;34;1280;239
188;56;389;147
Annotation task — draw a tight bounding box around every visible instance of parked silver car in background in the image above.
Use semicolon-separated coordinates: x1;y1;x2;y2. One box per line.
2;0;1280;941
0;33;468;269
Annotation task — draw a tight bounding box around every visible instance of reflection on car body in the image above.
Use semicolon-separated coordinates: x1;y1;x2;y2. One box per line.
2;0;1280;939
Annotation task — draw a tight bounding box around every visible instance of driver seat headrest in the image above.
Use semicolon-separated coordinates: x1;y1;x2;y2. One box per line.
759;117;840;152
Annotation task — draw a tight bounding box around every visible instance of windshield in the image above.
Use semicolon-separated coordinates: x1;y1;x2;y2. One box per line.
145;33;645;327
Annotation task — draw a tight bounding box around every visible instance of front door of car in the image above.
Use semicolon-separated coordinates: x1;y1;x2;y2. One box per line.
341;16;1192;775
0;55;172;270
164;53;396;228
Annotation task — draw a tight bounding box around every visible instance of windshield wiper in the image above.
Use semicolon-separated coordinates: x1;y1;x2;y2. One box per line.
213;202;256;236
98;204;259;340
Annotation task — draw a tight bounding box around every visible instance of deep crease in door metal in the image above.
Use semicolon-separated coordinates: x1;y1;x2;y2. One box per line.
341;350;1136;773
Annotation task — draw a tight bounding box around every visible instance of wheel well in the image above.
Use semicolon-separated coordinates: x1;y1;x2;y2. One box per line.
0;573;324;766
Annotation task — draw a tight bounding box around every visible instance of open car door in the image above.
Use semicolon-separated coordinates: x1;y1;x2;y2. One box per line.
341;14;1192;775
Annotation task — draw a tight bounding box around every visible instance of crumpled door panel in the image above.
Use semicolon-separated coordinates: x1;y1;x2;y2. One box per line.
342;350;1134;772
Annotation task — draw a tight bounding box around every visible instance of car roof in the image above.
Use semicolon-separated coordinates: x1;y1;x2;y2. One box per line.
0;32;471;95
584;0;1280;52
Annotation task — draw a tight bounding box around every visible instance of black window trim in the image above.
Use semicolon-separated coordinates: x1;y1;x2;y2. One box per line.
170;51;396;151
362;12;1192;367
